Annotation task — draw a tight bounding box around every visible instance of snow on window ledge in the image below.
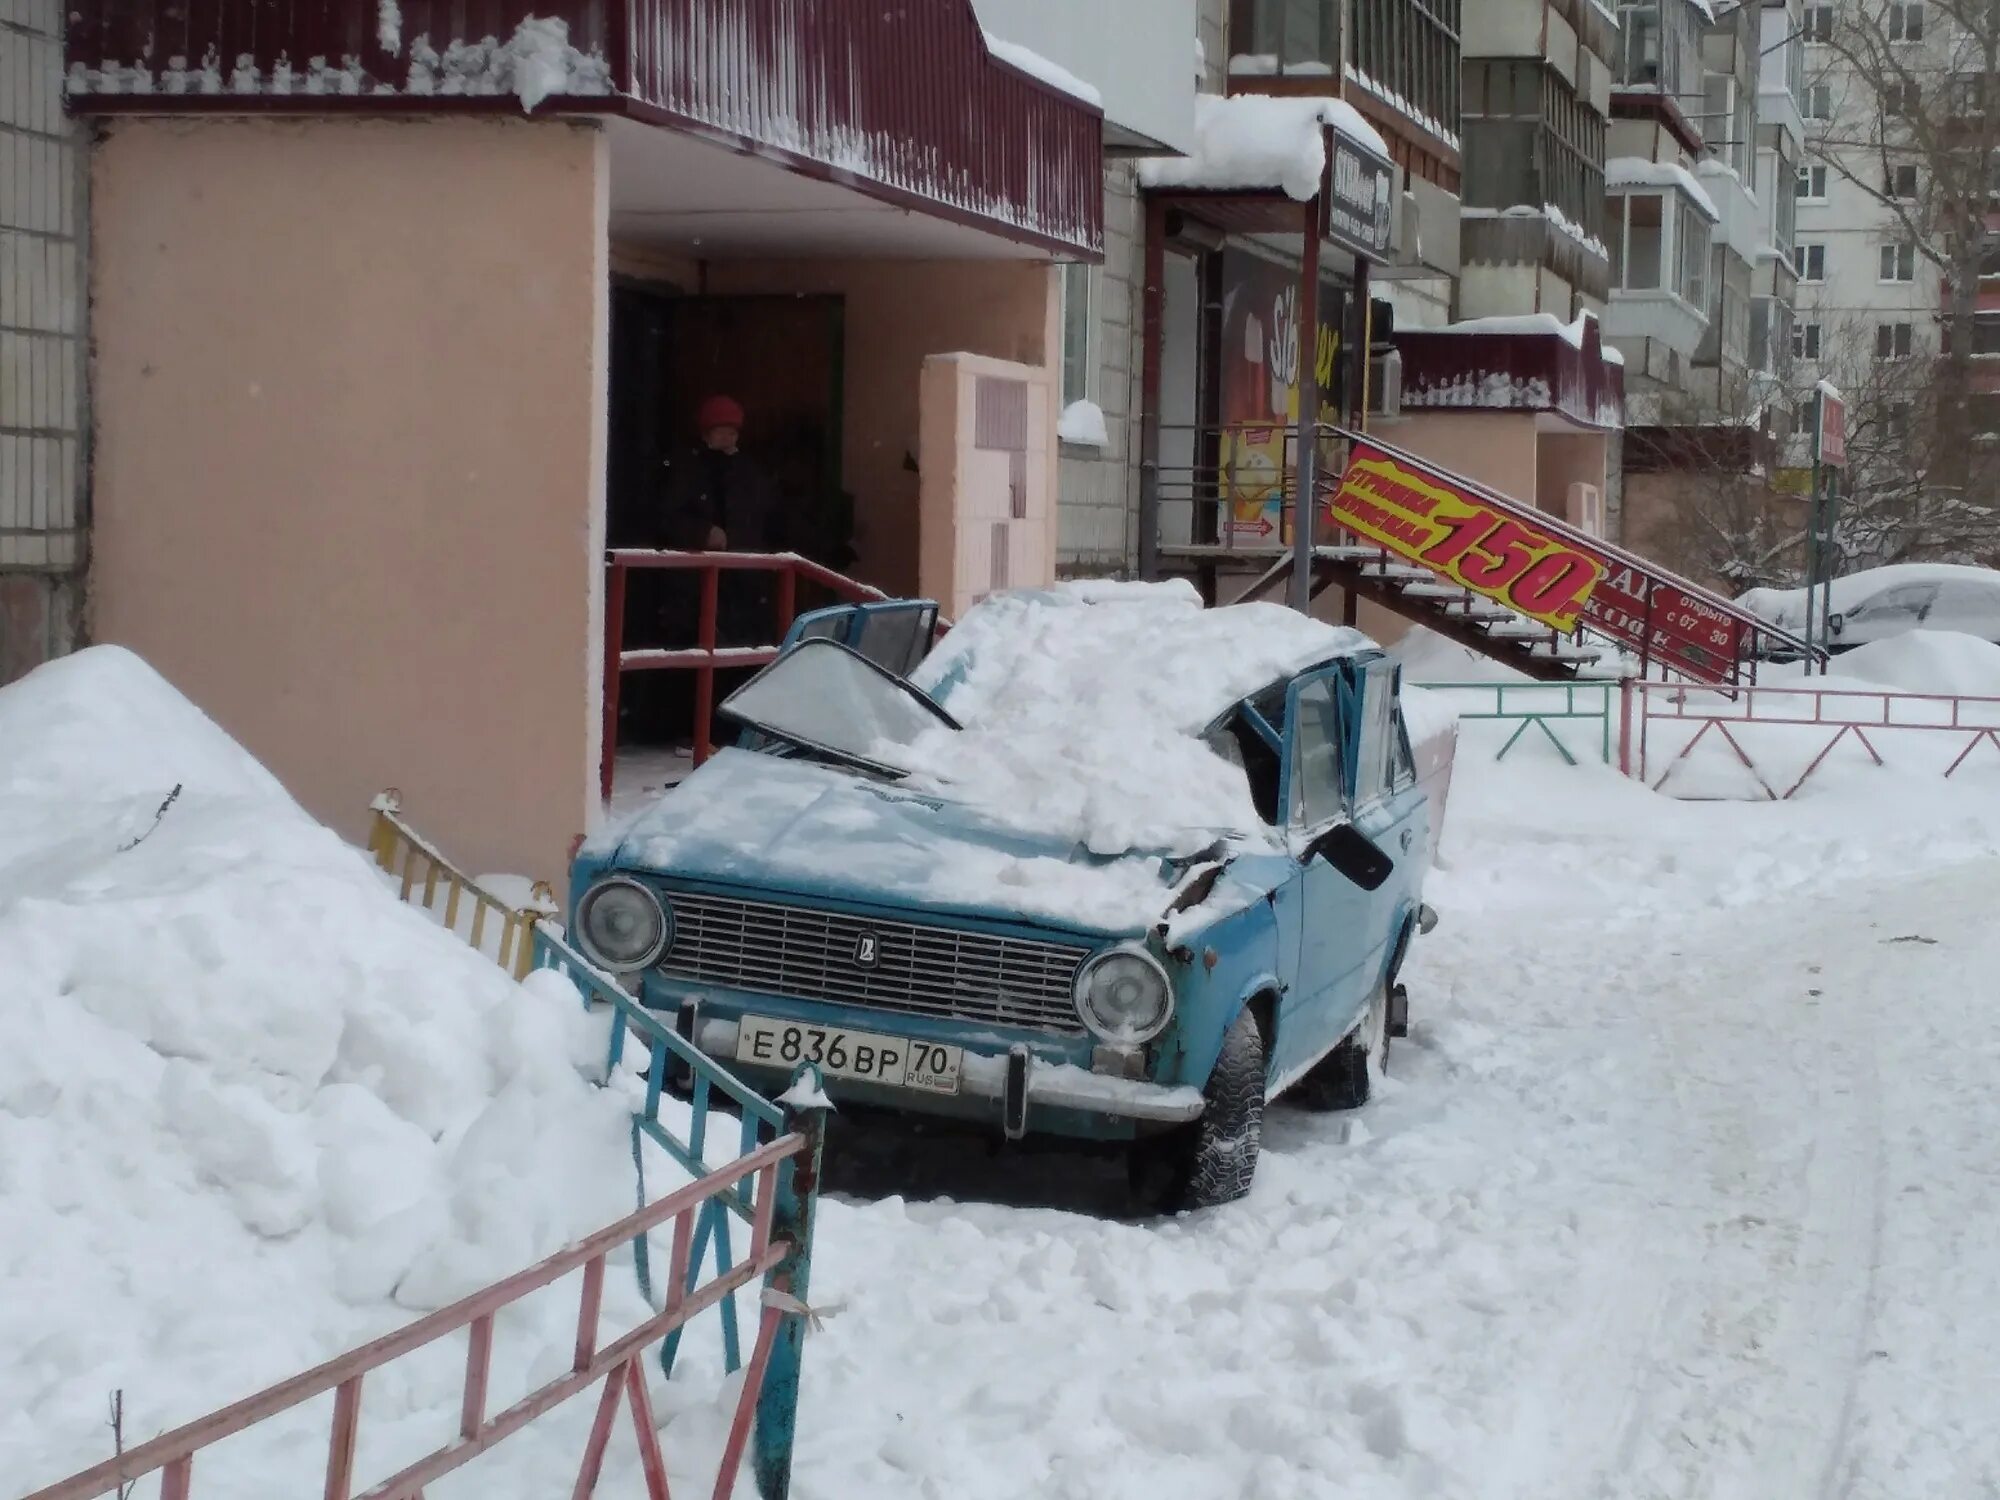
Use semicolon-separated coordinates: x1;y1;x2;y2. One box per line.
1058;400;1110;449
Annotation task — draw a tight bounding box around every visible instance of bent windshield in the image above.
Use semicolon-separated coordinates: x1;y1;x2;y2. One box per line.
718;638;958;773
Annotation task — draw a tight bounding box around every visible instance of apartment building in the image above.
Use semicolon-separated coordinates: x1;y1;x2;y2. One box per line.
0;0;86;683
1614;0;1812;588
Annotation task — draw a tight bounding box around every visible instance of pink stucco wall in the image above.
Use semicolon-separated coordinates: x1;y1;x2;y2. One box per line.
91;116;609;883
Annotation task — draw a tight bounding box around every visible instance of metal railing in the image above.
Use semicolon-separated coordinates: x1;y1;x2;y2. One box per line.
602;549;887;800
367;797;828;1495
1635;680;2000;799
21;1129;812;1500
366;790;553;978
1149;422;1344;560
1415;680;1617;765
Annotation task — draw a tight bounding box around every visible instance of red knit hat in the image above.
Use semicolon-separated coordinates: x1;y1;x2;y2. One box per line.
697;394;745;434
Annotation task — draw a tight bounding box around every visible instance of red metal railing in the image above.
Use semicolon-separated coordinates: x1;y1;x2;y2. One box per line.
1632;679;2000;798
22;1135;809;1500
602;549;886;798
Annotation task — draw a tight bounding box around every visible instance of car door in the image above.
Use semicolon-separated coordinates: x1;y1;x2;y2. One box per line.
1836;583;1934;645
780;600;939;676
1924;580;2000;642
1345;660;1428;968
1272;666;1377;1083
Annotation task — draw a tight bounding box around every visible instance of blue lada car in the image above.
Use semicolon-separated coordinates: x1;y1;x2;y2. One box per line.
569;586;1439;1210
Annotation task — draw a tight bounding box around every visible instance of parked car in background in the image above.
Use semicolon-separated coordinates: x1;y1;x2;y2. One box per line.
1739;564;2000;655
567;583;1450;1211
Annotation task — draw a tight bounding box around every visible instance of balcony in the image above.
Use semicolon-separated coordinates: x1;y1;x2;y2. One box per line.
62;0;1105;256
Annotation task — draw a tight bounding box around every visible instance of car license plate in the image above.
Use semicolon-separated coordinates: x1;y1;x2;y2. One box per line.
735;1015;962;1096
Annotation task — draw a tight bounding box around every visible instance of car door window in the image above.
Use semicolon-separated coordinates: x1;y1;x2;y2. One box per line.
1857;584;1936;621
1288;676;1347;829
1352;667;1397;809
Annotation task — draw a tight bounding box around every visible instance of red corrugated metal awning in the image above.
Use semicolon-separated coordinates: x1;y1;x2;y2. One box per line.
63;0;1104;258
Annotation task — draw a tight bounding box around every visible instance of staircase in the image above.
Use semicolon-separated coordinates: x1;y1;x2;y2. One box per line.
1204;428;1814;687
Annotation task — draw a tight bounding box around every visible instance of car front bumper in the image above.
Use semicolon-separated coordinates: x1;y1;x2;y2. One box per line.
692;1015;1205;1137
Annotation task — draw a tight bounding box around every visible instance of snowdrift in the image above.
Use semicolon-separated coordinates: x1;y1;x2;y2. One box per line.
0;648;641;1496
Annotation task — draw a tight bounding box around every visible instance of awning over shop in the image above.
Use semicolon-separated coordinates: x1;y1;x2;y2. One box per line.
62;0;1103;258
1396;313;1627;432
1137;93;1395;261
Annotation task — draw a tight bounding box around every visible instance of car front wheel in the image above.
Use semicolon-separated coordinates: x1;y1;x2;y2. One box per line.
1131;1006;1265;1213
1290;980;1389;1111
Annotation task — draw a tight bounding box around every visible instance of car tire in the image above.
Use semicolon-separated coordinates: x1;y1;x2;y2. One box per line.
1290;980;1389;1112
1131;1006;1265;1213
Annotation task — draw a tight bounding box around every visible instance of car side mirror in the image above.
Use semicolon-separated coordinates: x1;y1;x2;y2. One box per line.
1304;823;1393;891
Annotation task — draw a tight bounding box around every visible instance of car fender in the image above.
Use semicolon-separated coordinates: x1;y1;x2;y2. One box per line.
1153;873;1286;1089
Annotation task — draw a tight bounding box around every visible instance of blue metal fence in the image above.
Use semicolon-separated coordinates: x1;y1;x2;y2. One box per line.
531;925;824;1499
1415;680;1617;766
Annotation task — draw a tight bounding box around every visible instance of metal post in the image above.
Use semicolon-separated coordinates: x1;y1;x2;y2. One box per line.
1818;469;1839;675
1137;197;1167;583
1288;205;1323;613
600;558;628;803
1803;453;1822;670
750;1092;828;1500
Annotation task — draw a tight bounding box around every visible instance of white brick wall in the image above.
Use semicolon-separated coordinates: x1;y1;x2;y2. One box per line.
0;0;86;576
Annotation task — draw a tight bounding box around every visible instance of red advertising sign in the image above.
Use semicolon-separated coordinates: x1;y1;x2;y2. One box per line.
1817;386;1847;469
1327;444;1606;631
1579;564;1744;684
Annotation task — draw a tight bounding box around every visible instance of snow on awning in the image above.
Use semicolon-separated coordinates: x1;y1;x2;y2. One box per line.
1137;94;1388;201
1396;311;1626;431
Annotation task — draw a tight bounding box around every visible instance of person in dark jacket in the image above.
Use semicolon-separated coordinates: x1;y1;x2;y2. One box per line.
652;394;785;647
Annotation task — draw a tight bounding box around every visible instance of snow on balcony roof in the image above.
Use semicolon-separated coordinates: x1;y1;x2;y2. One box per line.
1137;94;1389;202
981;32;1103;108
1606;156;1721;221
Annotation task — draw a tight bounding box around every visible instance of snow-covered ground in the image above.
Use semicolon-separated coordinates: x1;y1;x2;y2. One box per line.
12;643;2000;1498
788;747;2000;1498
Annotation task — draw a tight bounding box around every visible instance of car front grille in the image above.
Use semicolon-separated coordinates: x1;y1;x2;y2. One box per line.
659;890;1092;1034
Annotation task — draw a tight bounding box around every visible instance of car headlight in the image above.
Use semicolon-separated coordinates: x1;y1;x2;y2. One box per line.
576;877;670;971
1074;946;1173;1045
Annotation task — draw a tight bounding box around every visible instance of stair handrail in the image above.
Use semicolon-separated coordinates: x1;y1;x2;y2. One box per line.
1315;424;1821;662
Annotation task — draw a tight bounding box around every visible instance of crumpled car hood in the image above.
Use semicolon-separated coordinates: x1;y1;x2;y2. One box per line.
608;749;1176;936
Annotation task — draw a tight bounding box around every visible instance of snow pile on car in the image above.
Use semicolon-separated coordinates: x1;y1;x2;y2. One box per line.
1737;562;2000;633
901;580;1371;857
1814;630;2000;699
0;647;645;1495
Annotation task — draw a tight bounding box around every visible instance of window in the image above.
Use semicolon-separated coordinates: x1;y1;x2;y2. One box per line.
1803;4;1834;42
1888;3;1924;42
1350;0;1462;142
1803;83;1833;121
1884;80;1920;116
1798;164;1830;200
1460;60;1607;243
1288;676;1346;827
1677;196;1710;309
1885;401;1913;444
1060;263;1094;405
1795;320;1823;359
1353;668;1397;808
1886;163;1919;199
1794;241;1827;281
1617;2;1699;96
1229;0;1340;75
1880;242;1918;281
1613;193;1666;289
1975;316;2000;355
1877;321;1915;359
